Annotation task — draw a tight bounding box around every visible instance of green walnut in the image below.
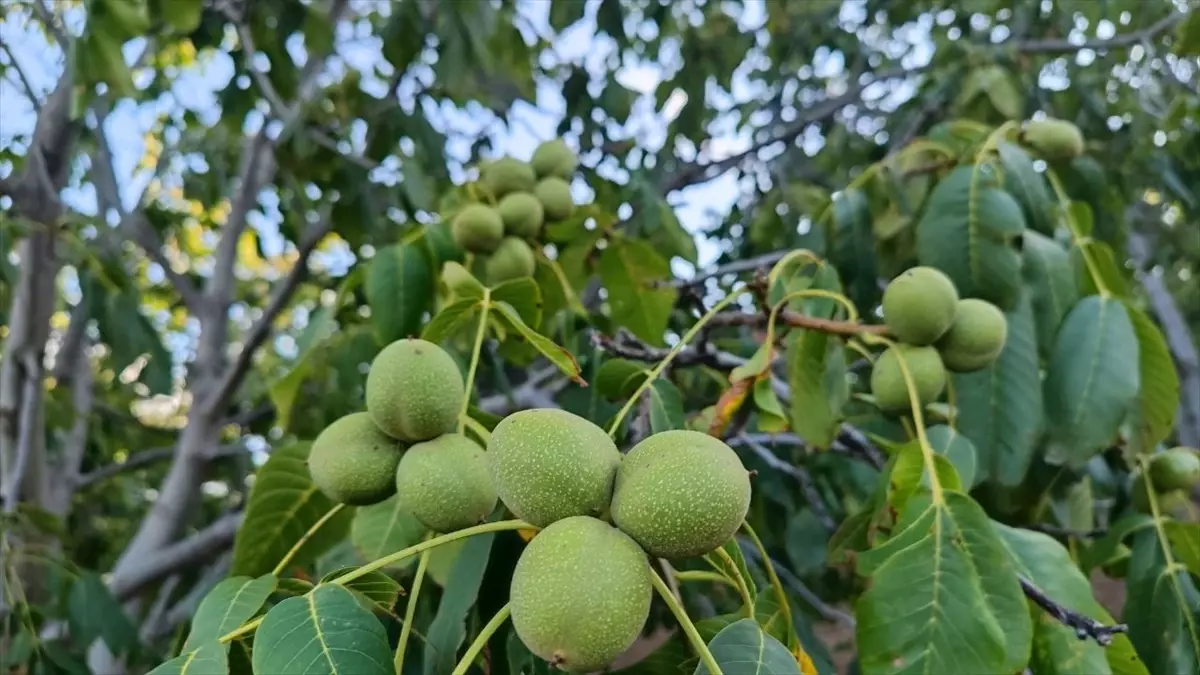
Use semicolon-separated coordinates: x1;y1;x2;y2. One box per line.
451;204;504;253
534;177;575;222
395;433;496;533
870;344;947;413
510;516;651;674
936;298;1008;372
1022;118;1084;159
1149;447;1200;492
530;139;578;180
308;412;403;506
481;157;537;198
1130;471;1191;514
498;192;545;239
366;339;464;442
611;430;751;559
882;266;960;345
485;237;536;284
486;408;621;528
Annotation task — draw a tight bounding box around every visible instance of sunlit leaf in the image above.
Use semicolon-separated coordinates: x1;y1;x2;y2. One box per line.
253;584;391;675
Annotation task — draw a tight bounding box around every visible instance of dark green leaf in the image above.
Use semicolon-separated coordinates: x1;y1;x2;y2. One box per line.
916;164;1026;310
422;297;481;343
349;495;426;572
231;443;355;577
318;566;404;615
146;642;228;675
1044;296;1140;467
694;619;801;675
648;378;686;433
952;292;1043;486
252;584;391;675
491;277;542;328
787;328;846;450
599;239;677;347
366;243;432;344
424;531;495;675
829;189;878;313
68;573;138;656
184;574;277;650
1022;230;1078;358
998;141;1055;235
1125;303;1179;454
1125;530;1200;675
492;301;585;384
595;358;649;400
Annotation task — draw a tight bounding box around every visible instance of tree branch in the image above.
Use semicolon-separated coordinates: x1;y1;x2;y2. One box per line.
0;41;43;113
75;444;247;489
707;308;889;337
110;512;243;602
1012;11;1186;54
1019;576;1127;645
735;433;837;532
671;249;791;289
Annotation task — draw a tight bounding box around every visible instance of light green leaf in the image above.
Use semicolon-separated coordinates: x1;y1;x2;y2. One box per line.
787;328;846;451
998;141;1055;235
648;379;686;433
421;297;481;343
694;619;801;675
318;566;404;615
349;495;426;572
596;358;648;400
1044;296;1140;467
366;243;432;344
887;443;962;510
491;277;542;327
1072;238;1130;298
856;492;1032;675
1165;521;1200;578
1125;303;1179;454
231;443;355;578
491;301;585;384
952;292;1043;486
650;198;699;264
916;164;1026;310
252;584;391;675
599;238;677;346
184;574;277;650
753;377;789;433
925;425;978;488
1022;230;1078;358
992;524;1112;675
424;531;495;675
147;642;228;675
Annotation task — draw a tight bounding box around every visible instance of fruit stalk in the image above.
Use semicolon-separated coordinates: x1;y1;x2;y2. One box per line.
270;503;345;576
709;548;754;618
742;522;792;633
451;603;511;675
335;520;533;585
459;289;492;433
394;544;431;673
1045;169;1110;297
649;566;723;675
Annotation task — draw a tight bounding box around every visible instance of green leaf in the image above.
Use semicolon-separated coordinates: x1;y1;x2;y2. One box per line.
549;1;587;31
888;443;962;510
349;495;426;572
828;188;879;314
1125;303;1179;453
855;492;1032;675
596;358;649;400
491;277;542;328
1044;296;1140;467
184;574;277;650
925;425;978;488
423;531;496;675
711;539;757;598
599;238;677;347
992;524;1113;675
147;642;228;675
1125;530;1200;675
1176;9;1200;56
422;297;482;343
916;164;1026;310
1022;230;1078;358
491;301;585;384
68;573;138;655
1072;238;1130;299
318;566;404;615
650;199;699;264
787;328;846;450
1083;513;1154;574
158;0;205;33
95;287;173;395
695;618;801;675
1165;521;1200;578
366;243;432;344
998;141;1055;235
648;378;686;433
952;292;1043;486
231;443;355;577
252;584;391;675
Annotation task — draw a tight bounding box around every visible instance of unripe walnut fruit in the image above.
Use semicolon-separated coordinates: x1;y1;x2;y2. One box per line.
485;237;536;284
936;299;1008;372
534;178;575;222
481;157;536;198
1148;447;1200;493
870;344;947;413
394;433;496;533
308;412;403;506
882;266;959;346
530;139;578;180
497;192;544;239
365;339;464;443
452;204;503;253
1022;118;1084;159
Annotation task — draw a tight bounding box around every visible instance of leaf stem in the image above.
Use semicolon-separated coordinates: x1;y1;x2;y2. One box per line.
450;603;510;675
1045;169;1110;297
674;570;738;587
711;548;755;618
741;522;792;633
271;503;345;576
219;616;262;644
459;289;491;433
1136;457;1200;655
394;544;430;673
462;414;491;445
649;565;723;675
608;290;749;436
333;519;532;586
866;334;942;503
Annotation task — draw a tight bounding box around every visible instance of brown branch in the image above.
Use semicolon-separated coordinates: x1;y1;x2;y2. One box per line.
707;309;889;337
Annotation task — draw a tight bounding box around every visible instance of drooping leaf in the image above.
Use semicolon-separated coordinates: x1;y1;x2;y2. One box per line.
184;574;277;650
694;619;802;675
1165;521;1200;578
1124;529;1200;675
349;495;427;572
231;443;355;577
855;492;1032;675
916;163;1026;310
648;378;686;433
252;584;391;675
366;242;432;344
992;524;1114;675
1072;238;1130;299
423;530;496;675
787;328;846;451
924;425;978;488
952;292;1043;486
1044;296;1140;467
1022;230;1078;358
146;642;228;675
492;301;585;384
422;297;482;343
491;277;542;328
828;189;878;312
599;238;677;347
1124;302;1179;454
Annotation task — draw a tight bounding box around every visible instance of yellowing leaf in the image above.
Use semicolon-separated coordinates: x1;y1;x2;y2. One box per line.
237;230;266;273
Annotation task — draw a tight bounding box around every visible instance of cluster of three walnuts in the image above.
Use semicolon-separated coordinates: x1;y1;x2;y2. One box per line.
307;338;753;673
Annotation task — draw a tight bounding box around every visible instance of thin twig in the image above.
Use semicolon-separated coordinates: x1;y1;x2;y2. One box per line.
1012;11;1185;53
76;444;247;488
707;309;888;338
735;434;837;532
737;539;856;627
0;42;42;113
671;250;791;289
1019;576;1127;645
